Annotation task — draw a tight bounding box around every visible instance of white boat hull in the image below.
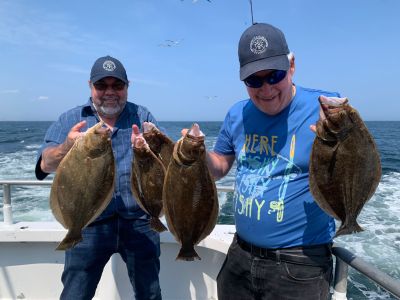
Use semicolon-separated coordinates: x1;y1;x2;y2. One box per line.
0;222;235;300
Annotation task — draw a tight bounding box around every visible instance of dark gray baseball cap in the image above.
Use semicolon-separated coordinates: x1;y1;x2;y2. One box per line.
90;55;128;84
238;23;290;80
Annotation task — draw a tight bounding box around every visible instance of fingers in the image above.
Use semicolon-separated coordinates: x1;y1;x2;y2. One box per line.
64;121;86;150
132;124;141;135
181;128;189;137
71;120;87;132
131;124;143;145
133;136;147;148
309;125;316;133
69;121;86;138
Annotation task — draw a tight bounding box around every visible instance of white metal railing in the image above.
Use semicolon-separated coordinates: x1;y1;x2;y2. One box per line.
1;180;399;299
0;180;52;225
0;180;233;225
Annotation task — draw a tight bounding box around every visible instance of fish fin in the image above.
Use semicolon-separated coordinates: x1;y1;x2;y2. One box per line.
176;246;201;261
56;230;83;250
150;218;168;232
335;222;364;237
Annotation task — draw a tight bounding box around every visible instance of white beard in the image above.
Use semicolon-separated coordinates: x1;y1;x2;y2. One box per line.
93;100;126;118
98;104;124;116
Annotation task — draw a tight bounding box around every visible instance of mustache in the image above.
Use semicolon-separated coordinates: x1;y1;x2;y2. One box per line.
100;96;120;102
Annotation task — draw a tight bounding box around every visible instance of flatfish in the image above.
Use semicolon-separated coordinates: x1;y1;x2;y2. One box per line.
163;123;219;260
131;135;167;232
142;122;174;169
309;96;381;236
50;122;115;250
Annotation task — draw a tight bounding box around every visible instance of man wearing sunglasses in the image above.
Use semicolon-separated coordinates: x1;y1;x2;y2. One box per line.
35;56;162;300
208;23;339;299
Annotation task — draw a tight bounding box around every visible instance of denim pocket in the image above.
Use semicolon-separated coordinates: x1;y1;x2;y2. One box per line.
283;262;325;281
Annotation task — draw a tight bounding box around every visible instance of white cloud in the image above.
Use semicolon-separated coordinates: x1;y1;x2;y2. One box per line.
0;89;19;94
37;96;49;101
0;1;115;54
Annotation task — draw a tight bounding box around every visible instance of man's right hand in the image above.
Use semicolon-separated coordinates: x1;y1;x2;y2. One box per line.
40;120;87;173
64;121;87;151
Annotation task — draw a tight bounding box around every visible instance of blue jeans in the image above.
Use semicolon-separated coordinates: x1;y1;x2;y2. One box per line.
60;215;161;300
217;235;332;300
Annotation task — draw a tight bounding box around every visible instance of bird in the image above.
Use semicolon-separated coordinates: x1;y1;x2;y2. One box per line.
158;39;184;47
204;96;218;100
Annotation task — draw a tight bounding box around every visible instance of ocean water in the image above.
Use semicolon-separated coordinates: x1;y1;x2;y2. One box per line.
0;121;399;299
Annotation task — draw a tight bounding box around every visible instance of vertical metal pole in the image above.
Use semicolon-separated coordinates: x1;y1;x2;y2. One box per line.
3;184;13;225
332;257;349;300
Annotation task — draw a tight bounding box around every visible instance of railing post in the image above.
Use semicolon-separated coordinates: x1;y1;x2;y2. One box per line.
2;184;13;225
332;257;349;300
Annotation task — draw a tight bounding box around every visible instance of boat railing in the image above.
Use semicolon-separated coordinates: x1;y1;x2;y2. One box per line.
1;180;400;300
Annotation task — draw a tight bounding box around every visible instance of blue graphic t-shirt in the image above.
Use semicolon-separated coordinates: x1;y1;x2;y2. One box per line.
214;85;338;248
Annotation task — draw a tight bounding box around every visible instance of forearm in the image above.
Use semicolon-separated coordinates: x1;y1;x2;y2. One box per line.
206;151;234;181
40;142;72;173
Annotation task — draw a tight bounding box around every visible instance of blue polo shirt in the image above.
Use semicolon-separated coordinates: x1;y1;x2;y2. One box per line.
35;98;159;220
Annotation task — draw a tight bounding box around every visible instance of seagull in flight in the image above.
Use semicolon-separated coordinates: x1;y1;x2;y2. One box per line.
158;39;184;47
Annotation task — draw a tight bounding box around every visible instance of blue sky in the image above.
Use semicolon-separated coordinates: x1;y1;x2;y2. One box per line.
0;0;399;121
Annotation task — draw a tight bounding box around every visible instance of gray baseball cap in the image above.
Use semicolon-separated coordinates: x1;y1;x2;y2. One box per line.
90;55;128;84
238;23;290;80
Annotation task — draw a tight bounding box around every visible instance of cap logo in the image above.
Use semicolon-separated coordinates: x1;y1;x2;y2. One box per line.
102;60;116;72
250;35;268;54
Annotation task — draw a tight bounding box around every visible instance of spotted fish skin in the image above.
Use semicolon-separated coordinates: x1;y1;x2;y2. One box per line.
309;96;381;237
142;122;174;170
163;124;219;261
131;136;167;232
50;122;115;250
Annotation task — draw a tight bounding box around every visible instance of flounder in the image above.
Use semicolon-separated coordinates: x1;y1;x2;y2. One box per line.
50;122;115;250
163;123;219;260
142;122;174;169
131;134;167;232
309;96;381;236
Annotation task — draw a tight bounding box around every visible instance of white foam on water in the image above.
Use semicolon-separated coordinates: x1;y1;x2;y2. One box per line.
334;172;400;299
25;144;41;150
0;150;38;179
12;207;55;222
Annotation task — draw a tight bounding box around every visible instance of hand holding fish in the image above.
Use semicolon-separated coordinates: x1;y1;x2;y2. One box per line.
163;123;219;260
50;122;115;250
40;120;87;173
309;96;382;236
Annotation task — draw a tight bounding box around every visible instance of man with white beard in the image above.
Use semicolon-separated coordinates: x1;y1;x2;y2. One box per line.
35;56;162;300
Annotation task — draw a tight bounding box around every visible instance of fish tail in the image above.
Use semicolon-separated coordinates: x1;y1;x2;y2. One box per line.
335;222;364;237
176;246;201;261
150;217;168;232
56;230;83;250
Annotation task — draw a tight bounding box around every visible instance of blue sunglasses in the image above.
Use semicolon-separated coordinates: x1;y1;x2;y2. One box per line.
244;70;287;88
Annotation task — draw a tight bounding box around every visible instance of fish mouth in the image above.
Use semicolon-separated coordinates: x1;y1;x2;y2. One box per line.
318;95;348;121
143;121;157;133
93;122;112;137
188;123;205;138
